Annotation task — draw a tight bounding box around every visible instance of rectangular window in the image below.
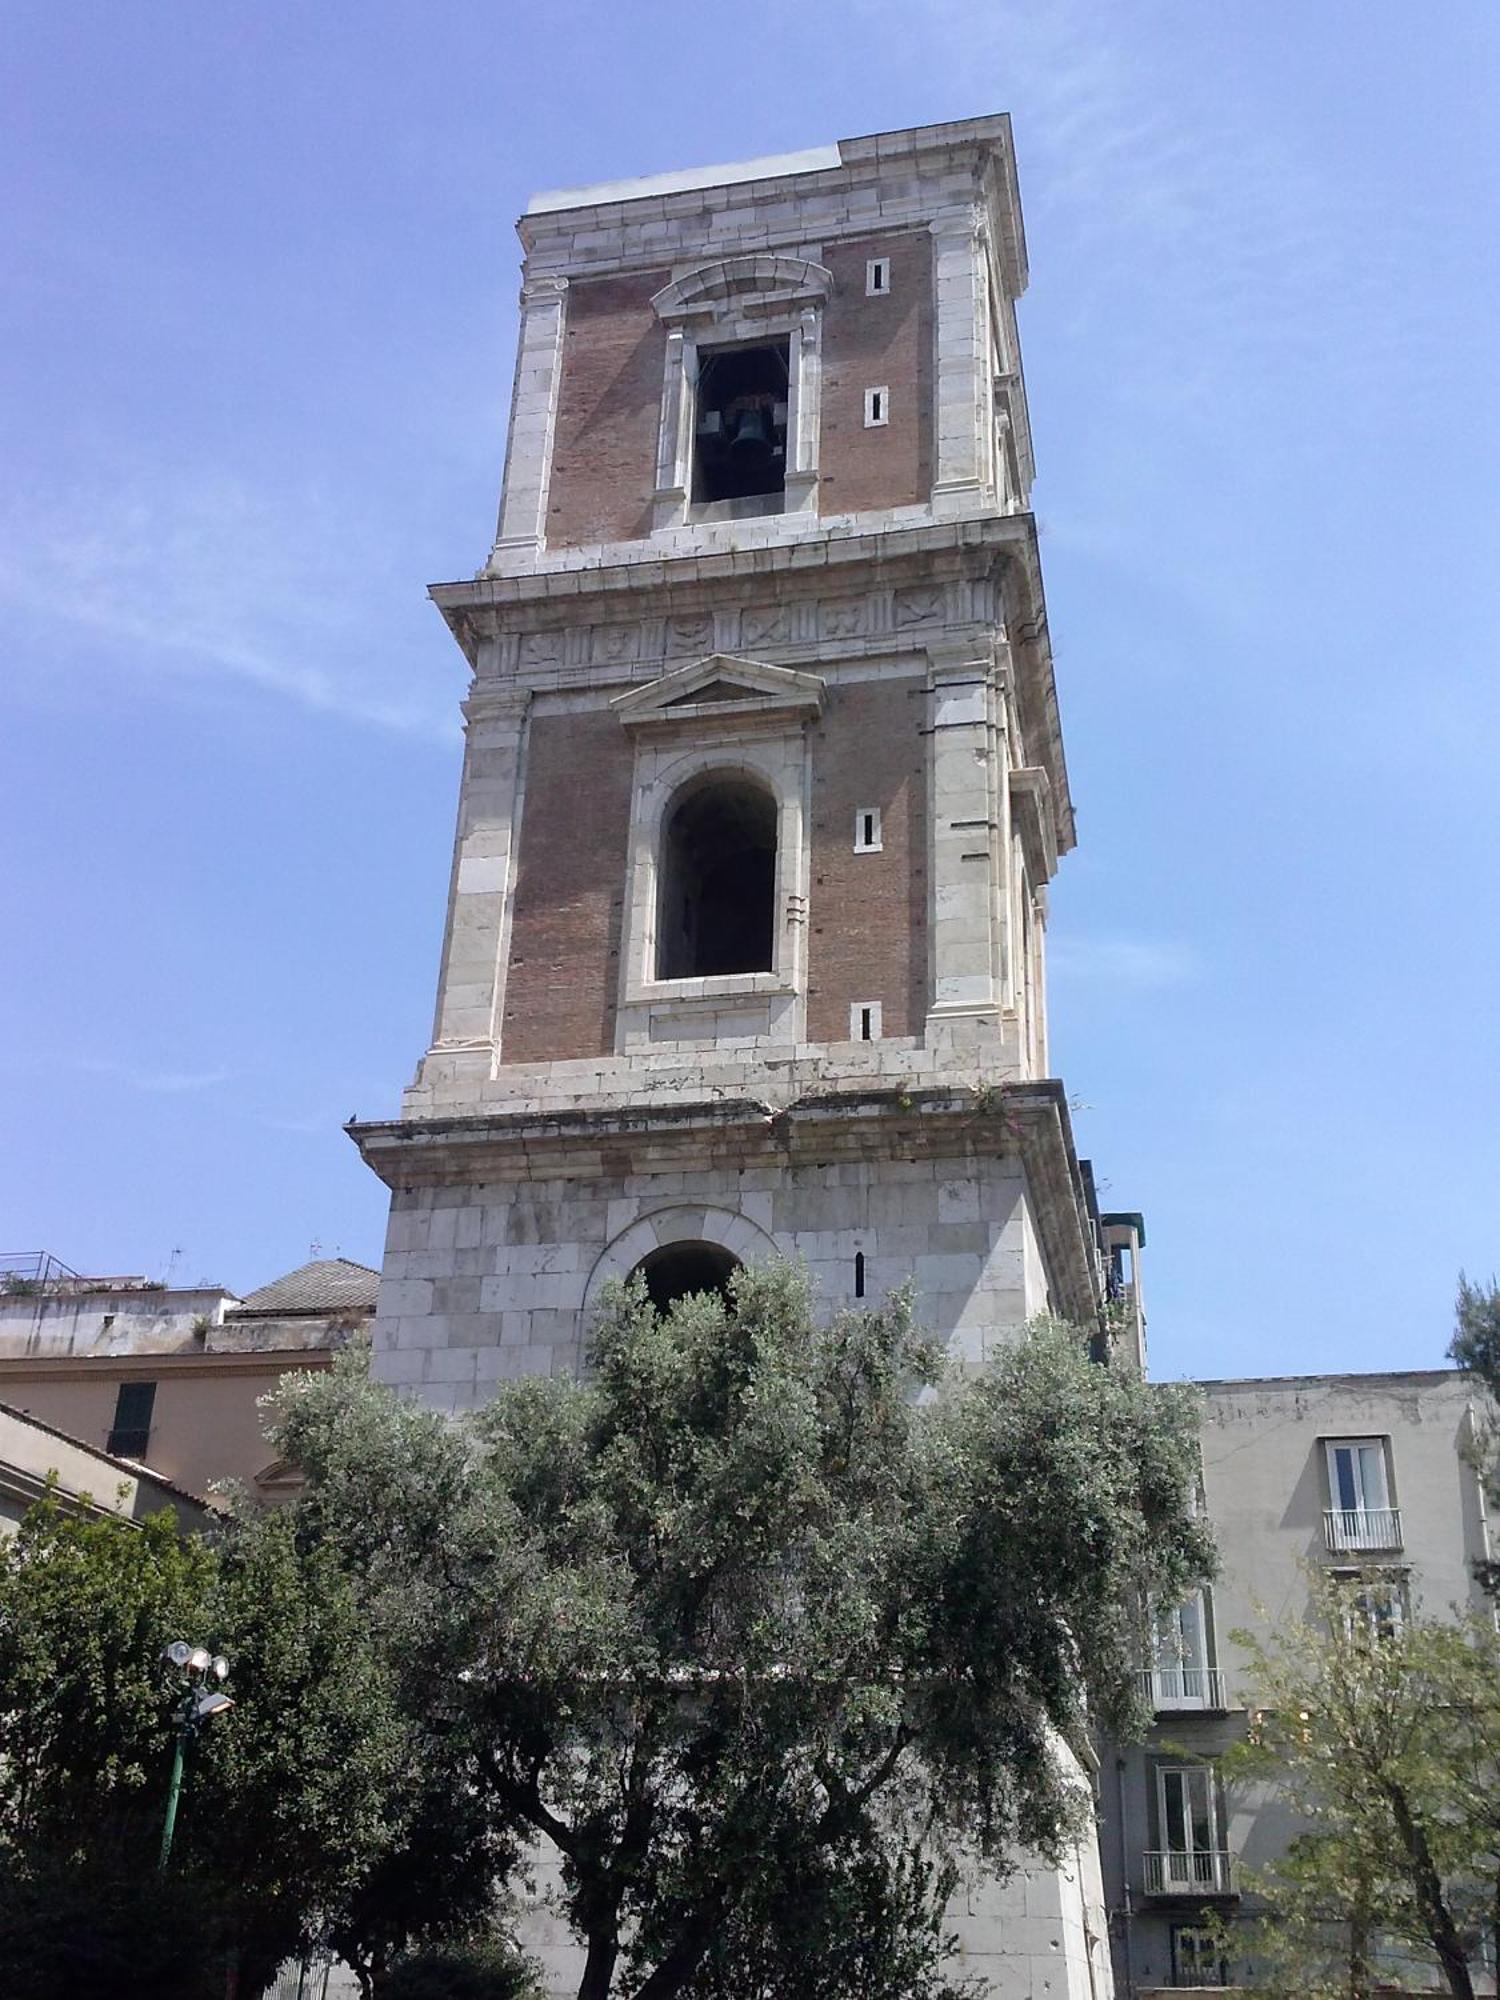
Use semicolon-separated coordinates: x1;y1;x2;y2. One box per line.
692;338;790;510
863;386;889;428
851;1001;883;1042
1172;1925;1229;1988
1151;1590;1220;1707
853;807;882;853
1337;1571;1408;1644
108;1380;156;1458
865;256;891;297
1155;1765;1224;1891
1324;1437;1400;1550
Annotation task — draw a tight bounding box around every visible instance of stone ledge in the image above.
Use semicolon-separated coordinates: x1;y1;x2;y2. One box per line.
349;1079;1101;1326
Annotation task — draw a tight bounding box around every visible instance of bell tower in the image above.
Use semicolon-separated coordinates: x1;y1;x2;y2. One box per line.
350;112;1134;2000
352;112;1125;1410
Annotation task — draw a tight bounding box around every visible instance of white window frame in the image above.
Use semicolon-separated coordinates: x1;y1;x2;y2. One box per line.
865;256;891;297
863;385;890;429
649;257;832;531
1335;1569;1408;1645
1324;1437;1399;1550
1172;1924;1229;1989
853;806;883;853
1156;1764;1222;1874
851;1000;883;1043
1151;1590;1218;1708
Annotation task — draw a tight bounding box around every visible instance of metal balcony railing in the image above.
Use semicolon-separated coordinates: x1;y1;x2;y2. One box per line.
1136;1667;1228;1711
1323;1506;1402;1552
1144;1850;1234;1895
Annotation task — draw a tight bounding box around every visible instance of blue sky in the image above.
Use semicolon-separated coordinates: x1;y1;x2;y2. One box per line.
3;1;1497;1380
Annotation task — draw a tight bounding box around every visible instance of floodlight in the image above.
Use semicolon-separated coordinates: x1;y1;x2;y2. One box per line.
188;1645;211;1673
211;1655;230;1681
164;1640;192;1669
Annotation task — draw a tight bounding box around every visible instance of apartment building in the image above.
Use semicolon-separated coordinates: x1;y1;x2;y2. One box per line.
1104;1367;1496;1997
0;1252;376;1500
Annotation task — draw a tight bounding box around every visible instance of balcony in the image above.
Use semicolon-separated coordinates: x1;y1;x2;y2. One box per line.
1137;1667;1228;1711
1323;1506;1402;1553
1144;1850;1234;1896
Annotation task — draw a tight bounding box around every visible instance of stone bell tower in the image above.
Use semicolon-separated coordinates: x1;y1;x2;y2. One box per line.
351;115;1137;1410
351;113;1138;2000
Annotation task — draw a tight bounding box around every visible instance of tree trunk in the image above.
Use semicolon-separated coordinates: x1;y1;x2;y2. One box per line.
578;1929;619;2000
628;1895;727;2000
1347;1876;1370;2000
1384;1784;1475;2000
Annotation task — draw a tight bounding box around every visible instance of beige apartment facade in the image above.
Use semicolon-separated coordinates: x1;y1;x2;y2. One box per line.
0;1255;376;1502
1104;1367;1497;1999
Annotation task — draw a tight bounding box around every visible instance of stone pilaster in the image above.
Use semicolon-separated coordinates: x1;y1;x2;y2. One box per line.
930;212;991;514
422;682;532;1083
925;644;1008;1042
487;276;568;568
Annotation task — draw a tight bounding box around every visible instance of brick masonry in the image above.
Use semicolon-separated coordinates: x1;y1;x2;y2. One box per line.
807;676;928;1042
501;709;634;1062
546;269;668;548
819;230;934;516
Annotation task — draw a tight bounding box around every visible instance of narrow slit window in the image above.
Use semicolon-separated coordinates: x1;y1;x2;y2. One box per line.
851;1001;883;1042
854;807;882;853
863;386;889;429
865;257;891;297
854;1251;866;1298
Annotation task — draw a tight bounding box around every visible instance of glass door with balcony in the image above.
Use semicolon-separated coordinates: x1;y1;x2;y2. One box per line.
1152;1591;1219;1708
1324;1439;1399;1551
1153;1765;1227;1893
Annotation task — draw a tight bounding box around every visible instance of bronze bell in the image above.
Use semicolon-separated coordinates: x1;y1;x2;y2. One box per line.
728;401;772;463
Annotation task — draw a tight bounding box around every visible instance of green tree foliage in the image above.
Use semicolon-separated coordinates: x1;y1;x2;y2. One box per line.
0;1494;498;1997
0;1501;214;1859
1225;1573;1500;2000
268;1264;1212;2000
1452;1275;1500;1595
383;1934;540;2000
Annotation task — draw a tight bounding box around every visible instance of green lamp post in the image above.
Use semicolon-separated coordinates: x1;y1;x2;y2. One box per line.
159;1640;234;1870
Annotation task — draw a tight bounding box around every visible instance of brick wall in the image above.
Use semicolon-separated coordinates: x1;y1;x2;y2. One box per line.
546;270;668;549
807;678;928;1042
502;711;634;1061
819;232;933;517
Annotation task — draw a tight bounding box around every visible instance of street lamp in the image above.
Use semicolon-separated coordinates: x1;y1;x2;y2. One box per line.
159;1640;234;1870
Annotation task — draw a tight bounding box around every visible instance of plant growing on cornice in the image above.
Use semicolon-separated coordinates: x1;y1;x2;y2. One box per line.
267;1268;1213;2000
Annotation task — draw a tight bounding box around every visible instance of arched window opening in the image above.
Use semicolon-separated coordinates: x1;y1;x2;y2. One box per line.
632;1241;741;1316
657;776;777;980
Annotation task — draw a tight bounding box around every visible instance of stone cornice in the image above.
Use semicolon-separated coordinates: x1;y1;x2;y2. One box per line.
0;1350;334;1381
434;516;1032;622
433;515;1074;855
347;1079;1101;1326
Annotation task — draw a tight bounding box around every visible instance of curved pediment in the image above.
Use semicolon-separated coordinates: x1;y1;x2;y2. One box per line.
651;255;833;325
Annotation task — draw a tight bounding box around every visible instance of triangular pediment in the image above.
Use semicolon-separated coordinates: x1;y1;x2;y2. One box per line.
611;655;824;728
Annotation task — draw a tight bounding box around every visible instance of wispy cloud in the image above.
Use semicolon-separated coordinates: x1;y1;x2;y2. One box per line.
860;0;1442;430
1049;934;1203;991
0;469;460;742
67;1056;235;1094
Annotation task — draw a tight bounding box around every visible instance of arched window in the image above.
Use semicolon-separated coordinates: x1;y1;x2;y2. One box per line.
657;774;777;979
632;1241;740;1314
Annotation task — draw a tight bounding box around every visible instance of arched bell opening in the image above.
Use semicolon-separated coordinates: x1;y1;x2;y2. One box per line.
632;1241;741;1316
656;774;777;980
